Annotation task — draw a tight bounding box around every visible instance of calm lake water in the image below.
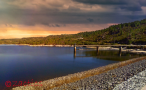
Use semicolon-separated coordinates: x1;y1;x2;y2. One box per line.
0;45;144;89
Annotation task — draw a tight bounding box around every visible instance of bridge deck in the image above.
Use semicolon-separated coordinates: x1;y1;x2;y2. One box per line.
76;45;146;47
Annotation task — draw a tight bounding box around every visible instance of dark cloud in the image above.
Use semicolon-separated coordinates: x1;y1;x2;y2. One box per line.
0;7;144;26
73;0;127;5
87;18;94;22
139;0;146;6
41;22;49;26
73;0;145;12
51;24;60;27
0;0;145;27
126;15;146;20
48;24;62;27
120;5;142;11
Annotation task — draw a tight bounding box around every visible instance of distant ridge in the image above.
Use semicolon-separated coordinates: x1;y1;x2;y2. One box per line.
1;19;146;45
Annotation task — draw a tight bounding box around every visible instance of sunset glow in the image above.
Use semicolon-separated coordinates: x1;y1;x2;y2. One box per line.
0;0;146;39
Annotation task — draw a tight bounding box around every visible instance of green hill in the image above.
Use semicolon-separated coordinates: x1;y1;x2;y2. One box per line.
1;19;146;45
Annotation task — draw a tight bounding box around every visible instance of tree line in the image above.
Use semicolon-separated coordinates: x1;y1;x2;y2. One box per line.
1;19;146;45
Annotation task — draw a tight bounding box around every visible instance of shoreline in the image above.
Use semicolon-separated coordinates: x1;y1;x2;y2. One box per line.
12;56;146;90
1;44;146;54
19;44;146;54
17;44;74;47
51;57;146;90
0;44;74;47
87;47;146;54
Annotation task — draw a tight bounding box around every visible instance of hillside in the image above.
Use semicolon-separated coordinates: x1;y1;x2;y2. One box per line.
1;19;146;45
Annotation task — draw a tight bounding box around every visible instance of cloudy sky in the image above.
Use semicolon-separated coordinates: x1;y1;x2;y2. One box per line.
0;0;146;39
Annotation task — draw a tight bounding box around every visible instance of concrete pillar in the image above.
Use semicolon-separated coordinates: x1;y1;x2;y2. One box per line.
119;46;122;52
97;46;99;55
119;52;121;57
119;46;122;56
74;44;76;58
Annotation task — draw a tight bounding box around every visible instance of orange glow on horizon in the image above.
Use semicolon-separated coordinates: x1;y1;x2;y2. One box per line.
0;23;112;39
0;29;81;39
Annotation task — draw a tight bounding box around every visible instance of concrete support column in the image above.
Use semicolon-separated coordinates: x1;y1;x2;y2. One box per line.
74;44;76;58
119;46;122;52
97;46;99;55
119;46;122;56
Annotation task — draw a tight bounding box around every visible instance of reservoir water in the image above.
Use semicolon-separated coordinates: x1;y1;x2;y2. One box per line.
0;45;144;89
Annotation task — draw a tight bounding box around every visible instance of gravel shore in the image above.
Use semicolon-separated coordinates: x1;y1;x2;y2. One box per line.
12;57;146;90
113;68;146;90
50;59;146;90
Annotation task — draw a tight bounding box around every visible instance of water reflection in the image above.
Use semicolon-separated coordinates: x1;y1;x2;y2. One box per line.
75;49;145;61
0;46;145;90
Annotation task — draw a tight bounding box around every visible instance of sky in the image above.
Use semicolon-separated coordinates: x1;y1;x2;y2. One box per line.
0;0;146;39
